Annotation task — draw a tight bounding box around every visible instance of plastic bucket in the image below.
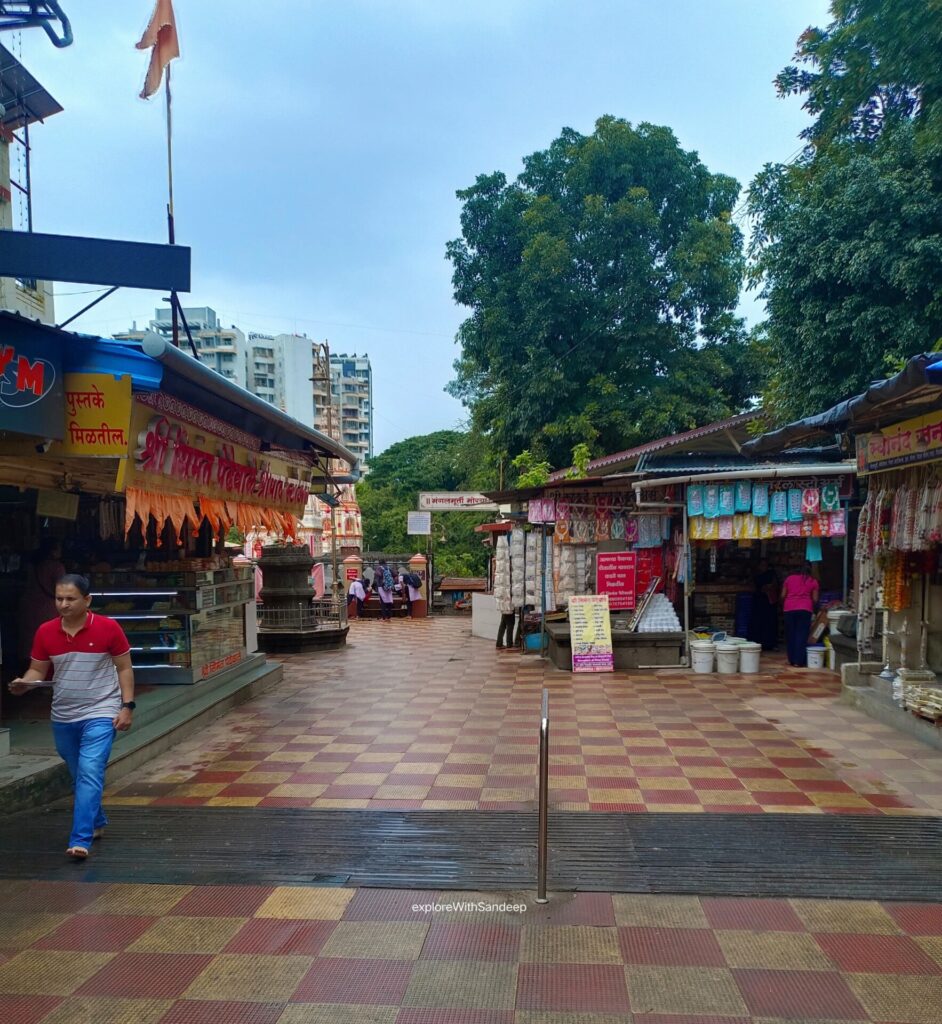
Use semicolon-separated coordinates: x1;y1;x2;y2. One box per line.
739;642;762;674
690;641;715;674
715;642;740;674
807;645;826;669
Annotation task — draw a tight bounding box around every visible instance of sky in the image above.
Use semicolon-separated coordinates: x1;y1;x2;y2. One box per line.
13;0;830;454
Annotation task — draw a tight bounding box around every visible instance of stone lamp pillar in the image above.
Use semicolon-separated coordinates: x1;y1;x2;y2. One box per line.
408;553;429;618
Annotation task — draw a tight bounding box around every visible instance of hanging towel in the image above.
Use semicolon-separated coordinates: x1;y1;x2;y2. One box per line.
734;480;752;512
806;536;823;562
820;482;840;512
687;485;704;517
752;483;769;517
703;484;720;519
769;490;788;523
719;484;735;516
718;517;733;540
787;488;804;522
801;487;820;516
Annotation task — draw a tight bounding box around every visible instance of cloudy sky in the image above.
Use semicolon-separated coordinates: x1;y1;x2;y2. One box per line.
15;0;829;453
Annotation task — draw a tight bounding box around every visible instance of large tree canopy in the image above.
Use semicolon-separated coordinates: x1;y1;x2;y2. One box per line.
748;1;942;424
446;116;759;467
776;0;942;152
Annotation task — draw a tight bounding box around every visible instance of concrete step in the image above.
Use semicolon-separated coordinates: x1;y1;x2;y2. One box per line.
0;658;283;815
843;684;942;752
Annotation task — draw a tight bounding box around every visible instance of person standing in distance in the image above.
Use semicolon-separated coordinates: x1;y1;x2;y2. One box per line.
8;574;135;859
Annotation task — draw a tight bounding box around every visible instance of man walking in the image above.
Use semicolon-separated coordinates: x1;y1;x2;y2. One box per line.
8;573;135;859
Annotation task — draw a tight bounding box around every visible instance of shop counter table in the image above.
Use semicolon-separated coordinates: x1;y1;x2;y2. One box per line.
544;620;685;671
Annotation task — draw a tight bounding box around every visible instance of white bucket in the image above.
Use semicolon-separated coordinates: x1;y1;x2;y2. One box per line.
807;645;826;669
715;642;740;674
827;610;844;633
739;642;762;674
690;641;715;674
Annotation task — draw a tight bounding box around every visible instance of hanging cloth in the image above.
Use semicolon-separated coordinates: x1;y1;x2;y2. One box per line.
734;480;752;512
751;483;769;518
718;484;735;516
801;487;820;516
769;490;788;523
806;536;823;562
820;482;840;512
687;485;704;517
703;485;720;519
787;488;804;522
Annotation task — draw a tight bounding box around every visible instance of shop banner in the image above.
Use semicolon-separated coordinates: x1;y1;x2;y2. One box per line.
117;399;313;513
570;594;614;673
858;413;942;474
59;373;132;457
0;321;64;439
596;551;637;610
418;491;499;512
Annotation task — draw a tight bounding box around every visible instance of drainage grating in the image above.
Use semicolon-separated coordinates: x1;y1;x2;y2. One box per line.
2;808;941;901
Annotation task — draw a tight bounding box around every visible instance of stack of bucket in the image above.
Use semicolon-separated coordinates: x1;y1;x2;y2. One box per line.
690;635;762;674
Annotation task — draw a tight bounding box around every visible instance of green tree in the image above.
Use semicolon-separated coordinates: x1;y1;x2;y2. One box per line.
748;2;942;423
357;430;496;576
776;0;942;153
446;116;759;467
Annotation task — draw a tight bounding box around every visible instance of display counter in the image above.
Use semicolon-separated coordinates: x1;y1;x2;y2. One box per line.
545;620;685;671
88;565;253;684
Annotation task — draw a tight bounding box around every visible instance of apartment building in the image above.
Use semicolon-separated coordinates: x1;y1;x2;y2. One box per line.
249;332;313;427
115;307;248;388
330;353;372;464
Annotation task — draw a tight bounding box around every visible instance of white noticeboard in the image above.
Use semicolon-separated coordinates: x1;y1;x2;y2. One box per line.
407;510;432;535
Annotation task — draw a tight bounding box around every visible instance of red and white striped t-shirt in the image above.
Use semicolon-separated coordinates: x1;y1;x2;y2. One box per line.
31;613;131;723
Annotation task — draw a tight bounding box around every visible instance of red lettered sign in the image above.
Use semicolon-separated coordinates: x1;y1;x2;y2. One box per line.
596;551;637;610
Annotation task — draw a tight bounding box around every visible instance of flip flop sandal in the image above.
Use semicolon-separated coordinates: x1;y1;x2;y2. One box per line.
66;847;89;859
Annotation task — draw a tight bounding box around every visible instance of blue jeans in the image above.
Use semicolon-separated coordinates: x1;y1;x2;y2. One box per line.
784;610;813;667
52;717;116;850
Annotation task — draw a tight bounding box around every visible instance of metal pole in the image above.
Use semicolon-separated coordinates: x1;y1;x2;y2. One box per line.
330;500;342;616
842;501;849;605
682;503;690;667
537;686;549;903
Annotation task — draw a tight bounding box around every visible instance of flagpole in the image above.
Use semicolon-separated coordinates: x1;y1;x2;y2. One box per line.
166;61;179;347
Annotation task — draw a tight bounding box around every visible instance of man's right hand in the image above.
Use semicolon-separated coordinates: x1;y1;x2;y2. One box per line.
7;679;29;695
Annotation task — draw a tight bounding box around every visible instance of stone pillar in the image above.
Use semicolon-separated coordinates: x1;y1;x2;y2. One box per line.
344;554;364;618
408;553;429;618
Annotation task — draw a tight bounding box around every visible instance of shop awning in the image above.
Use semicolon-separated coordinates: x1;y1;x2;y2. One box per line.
137;335;357;469
742;353;942;457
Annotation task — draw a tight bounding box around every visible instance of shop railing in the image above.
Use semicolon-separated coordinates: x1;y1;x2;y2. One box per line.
256;597;348;633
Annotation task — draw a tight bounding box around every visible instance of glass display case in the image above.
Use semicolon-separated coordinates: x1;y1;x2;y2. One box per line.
87;566;253;684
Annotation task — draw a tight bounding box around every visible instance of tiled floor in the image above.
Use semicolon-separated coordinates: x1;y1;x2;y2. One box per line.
2;880;942;1022
105;618;942;814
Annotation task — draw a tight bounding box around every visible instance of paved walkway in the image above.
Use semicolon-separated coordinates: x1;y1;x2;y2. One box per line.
106;617;942;815
8;617;942;1022
3;880;942;1022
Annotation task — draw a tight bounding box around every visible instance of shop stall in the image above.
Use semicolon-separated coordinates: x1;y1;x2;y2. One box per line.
0;312;357;721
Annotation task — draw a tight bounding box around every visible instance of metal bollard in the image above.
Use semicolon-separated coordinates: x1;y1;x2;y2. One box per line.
537;686;549;903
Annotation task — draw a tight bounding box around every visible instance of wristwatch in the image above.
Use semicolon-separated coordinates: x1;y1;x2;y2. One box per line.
121;701;136;711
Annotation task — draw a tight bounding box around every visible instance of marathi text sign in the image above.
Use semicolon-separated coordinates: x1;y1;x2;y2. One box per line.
118;400;312;513
59;372;132;457
569;594;614;673
596;551;637;610
418;491;499;512
858;412;942;474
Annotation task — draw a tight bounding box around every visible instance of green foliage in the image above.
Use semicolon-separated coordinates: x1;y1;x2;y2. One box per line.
749;2;942;424
776;0;942;154
446;116;761;467
569;443;592;479
226;526;245;545
357;430;496;577
510;450;551;488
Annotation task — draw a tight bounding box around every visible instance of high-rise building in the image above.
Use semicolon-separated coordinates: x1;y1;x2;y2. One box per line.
114;307;248;388
249;332;313;427
330;353;372;464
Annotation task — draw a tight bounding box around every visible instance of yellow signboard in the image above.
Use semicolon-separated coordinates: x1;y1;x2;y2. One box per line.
117;399;313;513
857;411;942;475
58;373;132;457
569;594;614;673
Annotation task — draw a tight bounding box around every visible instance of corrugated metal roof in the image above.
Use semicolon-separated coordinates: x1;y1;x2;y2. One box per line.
548;410;763;481
0;42;62;129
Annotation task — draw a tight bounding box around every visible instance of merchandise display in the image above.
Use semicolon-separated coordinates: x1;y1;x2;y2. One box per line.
637;593;682;633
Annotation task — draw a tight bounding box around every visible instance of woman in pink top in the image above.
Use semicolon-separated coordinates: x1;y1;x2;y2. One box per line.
780;562;819;667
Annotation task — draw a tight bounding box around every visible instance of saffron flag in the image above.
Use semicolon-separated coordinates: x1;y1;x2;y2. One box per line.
136;0;179;99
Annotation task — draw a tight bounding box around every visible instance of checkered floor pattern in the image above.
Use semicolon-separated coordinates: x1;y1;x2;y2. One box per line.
2;880;942;1022
105;618;942;815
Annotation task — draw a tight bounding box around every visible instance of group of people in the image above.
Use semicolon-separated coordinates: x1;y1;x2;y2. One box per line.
748;559;821;667
348;560;422;620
